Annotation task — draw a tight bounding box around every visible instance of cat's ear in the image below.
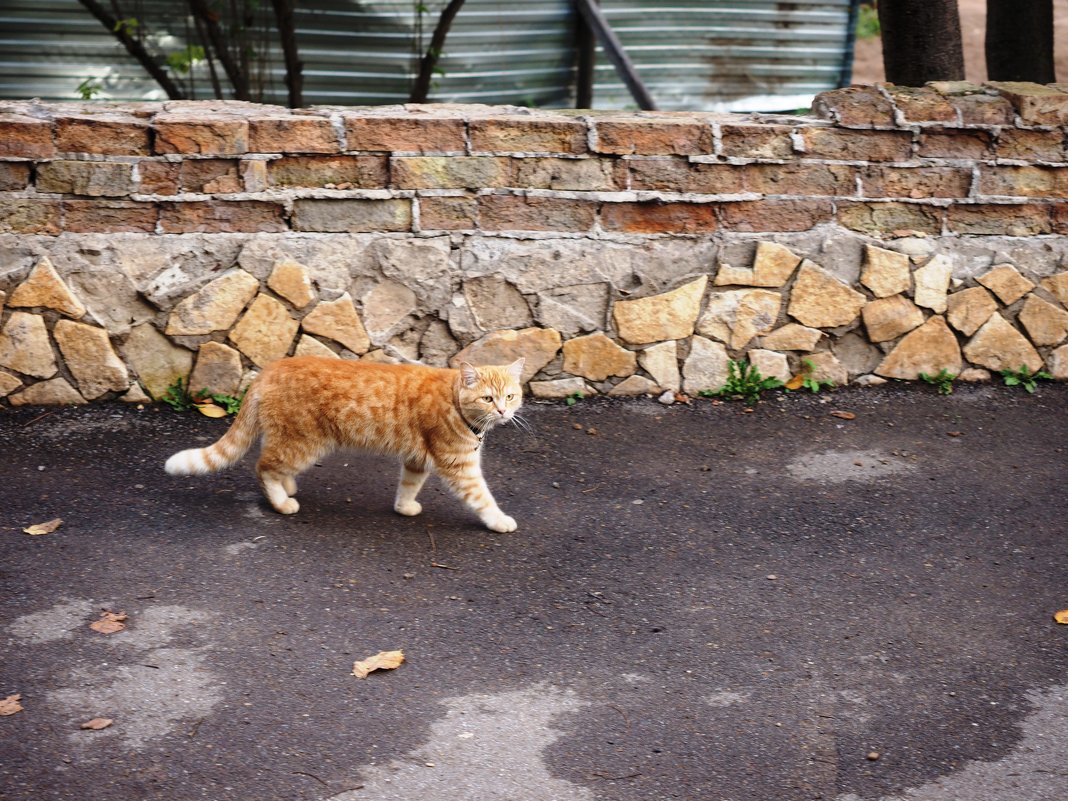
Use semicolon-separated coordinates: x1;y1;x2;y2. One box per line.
507;358;525;381
459;361;480;388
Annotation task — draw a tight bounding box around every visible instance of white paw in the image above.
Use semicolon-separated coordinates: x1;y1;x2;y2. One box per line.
273;498;300;515
394;500;423;517
484;513;517;533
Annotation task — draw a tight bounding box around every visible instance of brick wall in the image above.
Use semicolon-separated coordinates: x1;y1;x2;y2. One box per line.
2;81;1068;406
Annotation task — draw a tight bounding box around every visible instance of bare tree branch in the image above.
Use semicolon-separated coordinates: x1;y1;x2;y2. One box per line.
409;0;466;104
271;0;303;108
187;0;251;100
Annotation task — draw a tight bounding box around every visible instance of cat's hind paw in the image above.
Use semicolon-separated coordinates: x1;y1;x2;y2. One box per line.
271;497;300;515
484;513;517;533
394;500;423;517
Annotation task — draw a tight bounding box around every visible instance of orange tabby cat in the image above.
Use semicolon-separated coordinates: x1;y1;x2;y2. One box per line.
165;355;525;533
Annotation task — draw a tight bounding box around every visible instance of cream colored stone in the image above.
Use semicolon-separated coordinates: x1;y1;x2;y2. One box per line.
301;293;371;355
962;313;1043;373
165;269;260;336
1040;272;1068;307
681;336;729;394
946;286;998;336
1018;294;1068;346
1047;344;1068;379
747;349;791;383
759;323;822;351
0;312;57;379
714;242;801;288
694;292;735;343
862;294;925;343
123;323;193;400
0;371;22;397
697;289;781;350
638;341;680;391
294;335;339;359
267;260;315;308
562;332;636;381
958;368;992;382
803;351;848;387
228;294;299;368
787;261;866;328
913;255;952;313
608;375;659;396
530;377;594;399
361;349;399;364
977;264;1034;305
861;245;911;298
9;377;85;406
188;342;244;396
361;280;418;341
853;374;888;387
121;384;152;403
8;256;86;319
613;276;707;345
875;316;962;380
451;327;562;384
463;276;533;332
53;320;129;399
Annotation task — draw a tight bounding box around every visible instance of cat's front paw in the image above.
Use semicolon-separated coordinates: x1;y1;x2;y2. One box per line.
394;500;423;517
484;512;517;533
272;497;300;515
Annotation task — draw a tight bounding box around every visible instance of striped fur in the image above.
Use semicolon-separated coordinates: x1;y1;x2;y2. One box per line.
163;355;524;533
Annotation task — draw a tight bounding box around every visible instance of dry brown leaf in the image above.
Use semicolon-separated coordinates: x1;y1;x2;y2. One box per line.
23;518;62;536
785;374;805;391
830;410;856;420
195;402;228;418
947;431;963;437
1054;610;1068;625
352;650;405;679
89;611;128;635
80;718;113;730
0;694;23;716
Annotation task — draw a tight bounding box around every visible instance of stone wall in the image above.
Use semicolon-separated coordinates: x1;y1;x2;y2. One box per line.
2;81;1068;407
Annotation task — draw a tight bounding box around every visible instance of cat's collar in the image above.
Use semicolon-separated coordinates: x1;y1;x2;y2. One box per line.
466;421;486;443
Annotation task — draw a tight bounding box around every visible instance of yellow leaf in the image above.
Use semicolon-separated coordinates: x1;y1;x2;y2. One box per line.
785;374;804;390
352;650;405;679
23;518;62;536
89;611;128;635
1054;610;1068;625
195;402;228;418
0;693;23;716
80;718;113;730
830;410;856;420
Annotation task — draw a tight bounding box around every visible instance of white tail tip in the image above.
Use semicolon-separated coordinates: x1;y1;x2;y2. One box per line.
165;448;211;476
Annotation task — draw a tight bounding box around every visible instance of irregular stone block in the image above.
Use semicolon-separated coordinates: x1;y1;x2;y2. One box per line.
228;294;299;368
530;377;594;399
1018;294;1068;346
451;328;562;384
861;245;911;298
613;276;707;345
9;377;85;406
713;242;801;288
300;293;370;355
464;276;533;332
913;255;953;313
976;264;1035;305
189;342;244;397
803;351;848;387
946;286;998;336
638;341;680;391
787;261;866;328
0;312;57;379
608;375;659;396
832;332;882;376
760;323;822;352
361;281;418;342
862;294;925;343
8;256;86;319
267;260;315;309
53;320;129;399
419;320;458;367
697;289;781;350
1047;343;1068;379
747;349;790;383
294;335;339;360
165;269;260;336
534;283;609;338
1040;272;1068;307
962;313;1043;373
682;336;729;394
0;370;21;397
562;332;637;381
123;323;193;399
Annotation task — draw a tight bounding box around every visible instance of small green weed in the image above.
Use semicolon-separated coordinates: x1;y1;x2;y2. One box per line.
161;378;245;415
856;3;880;40
161;377;195;412
711;359;784;404
919;368;956;395
76;78;102;100
791;358;835;393
999;365;1052;394
565;391;584;407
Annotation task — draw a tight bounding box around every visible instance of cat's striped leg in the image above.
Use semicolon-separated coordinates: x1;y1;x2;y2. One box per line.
434;455;517;533
394;459;429;517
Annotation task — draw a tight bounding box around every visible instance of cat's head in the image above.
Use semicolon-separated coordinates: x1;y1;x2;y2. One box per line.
457;359;524;430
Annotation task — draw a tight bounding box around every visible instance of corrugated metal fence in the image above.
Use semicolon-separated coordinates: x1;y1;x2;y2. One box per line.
0;0;857;111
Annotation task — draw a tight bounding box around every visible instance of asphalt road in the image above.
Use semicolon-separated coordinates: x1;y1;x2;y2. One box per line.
2;384;1067;801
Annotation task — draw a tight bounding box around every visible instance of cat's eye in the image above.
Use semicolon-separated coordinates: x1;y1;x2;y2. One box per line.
506;394;514;401
482;395;493;403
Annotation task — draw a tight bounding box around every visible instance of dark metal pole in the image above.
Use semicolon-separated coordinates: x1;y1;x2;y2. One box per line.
572;0;656;110
575;0;596;108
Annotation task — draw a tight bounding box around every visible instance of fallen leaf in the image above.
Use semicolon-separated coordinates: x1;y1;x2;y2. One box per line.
23;518;62;536
352;650;405;679
830;410;856;420
0;694;23;716
80;718;113;730
946;431;963;437
785;374;804;390
89;611;128;635
195;402;227;418
1054;610;1068;625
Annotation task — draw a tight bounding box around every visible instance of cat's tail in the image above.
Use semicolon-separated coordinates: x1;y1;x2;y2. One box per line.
164;387;261;476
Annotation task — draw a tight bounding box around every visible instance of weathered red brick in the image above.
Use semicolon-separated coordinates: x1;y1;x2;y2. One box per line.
392;156;513;189
987;81;1068;125
949;93;1015;126
594;117;713;156
0;115;54;159
343;114;466;153
860;165;972;199
36;161;135;197
0;198;61;234
628;159;745;194
63;200;157;233
154;114;249;155
811;86;896;128
159;200;286;233
55;114;150;155
720;199;833;232
744;163;857;196
291;198;411;232
248;115;339;154
917;129;993;159
837;201;942;235
267;155;388;188
470;116;587;154
1051;203;1068;234
996;129;1067;162
947;203;1051;235
138;161;181;195
800;128;913;162
0;161;31;190
600;200;718;234
884;85;957;123
418;196;478;230
979;166;1068;198
514;157;624;191
719;124;795;159
478;194;596;232
179;159;242;193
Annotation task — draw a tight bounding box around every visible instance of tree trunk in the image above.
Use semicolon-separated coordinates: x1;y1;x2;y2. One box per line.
986;0;1054;83
271;0;304;107
410;0;466;104
878;0;965;85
